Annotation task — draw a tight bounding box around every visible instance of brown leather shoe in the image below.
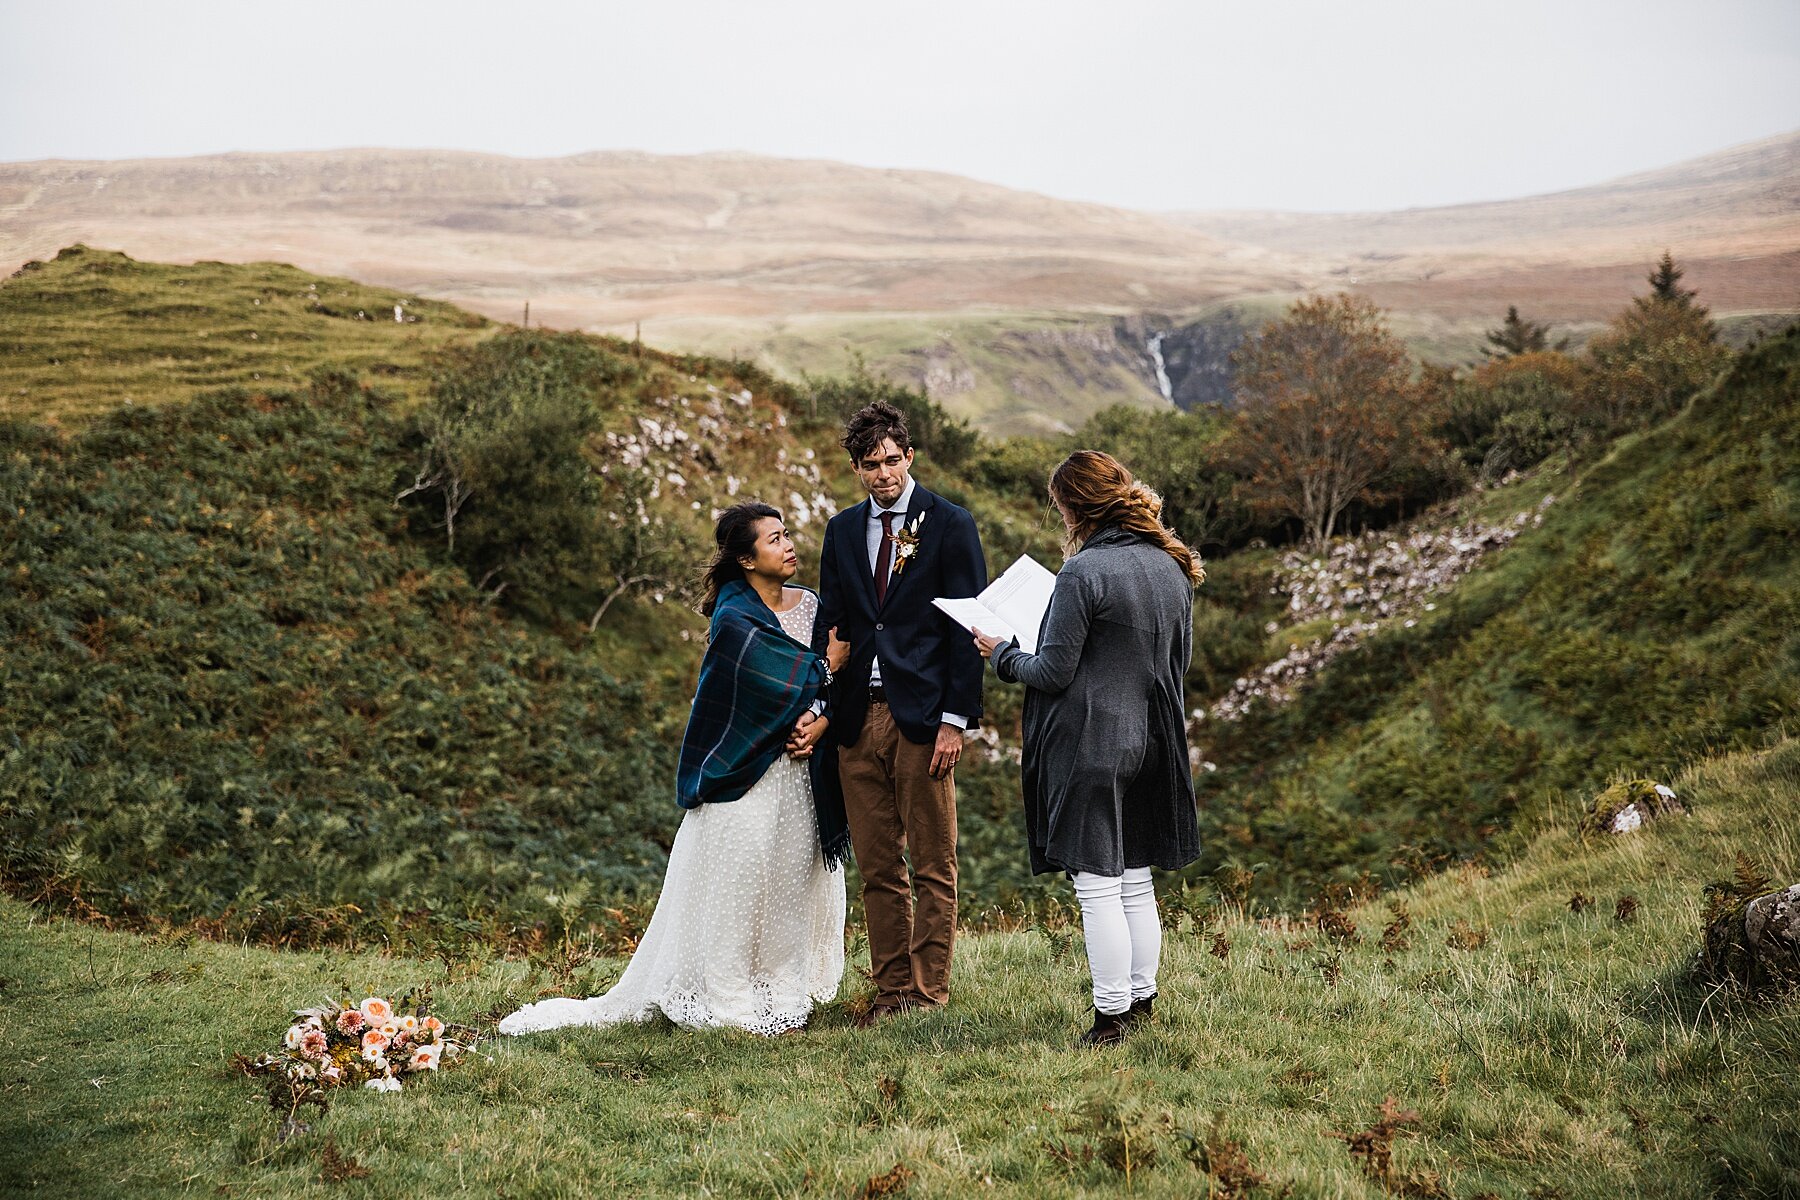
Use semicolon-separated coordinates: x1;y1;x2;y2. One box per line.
853;997;915;1028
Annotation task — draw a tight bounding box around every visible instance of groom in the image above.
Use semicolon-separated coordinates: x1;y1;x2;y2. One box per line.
806;400;987;1022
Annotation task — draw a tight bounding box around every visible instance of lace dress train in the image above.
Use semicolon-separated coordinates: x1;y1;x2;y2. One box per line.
498;591;845;1037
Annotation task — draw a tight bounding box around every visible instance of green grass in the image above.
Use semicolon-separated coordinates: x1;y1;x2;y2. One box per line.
4;245;1794;1196
0;245;489;425
5;735;1794;1198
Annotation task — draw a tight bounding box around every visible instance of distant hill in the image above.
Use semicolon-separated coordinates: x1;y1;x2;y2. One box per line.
1168;130;1800;259
1166;129;1800;321
0;148;1282;328
4;138;1795;433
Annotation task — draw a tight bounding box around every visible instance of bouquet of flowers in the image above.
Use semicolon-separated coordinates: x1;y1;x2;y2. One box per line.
239;987;474;1114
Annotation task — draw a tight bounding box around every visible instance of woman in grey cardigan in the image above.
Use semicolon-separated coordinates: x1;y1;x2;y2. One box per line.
974;450;1203;1046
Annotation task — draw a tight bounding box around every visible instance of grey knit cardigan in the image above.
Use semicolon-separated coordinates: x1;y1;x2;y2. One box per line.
992;525;1200;877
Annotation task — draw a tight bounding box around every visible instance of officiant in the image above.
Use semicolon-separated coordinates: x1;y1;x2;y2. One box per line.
973;450;1203;1047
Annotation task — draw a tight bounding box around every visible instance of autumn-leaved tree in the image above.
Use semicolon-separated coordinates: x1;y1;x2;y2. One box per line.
1230;294;1439;547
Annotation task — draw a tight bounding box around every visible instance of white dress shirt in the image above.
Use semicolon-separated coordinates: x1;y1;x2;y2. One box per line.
864;479;966;731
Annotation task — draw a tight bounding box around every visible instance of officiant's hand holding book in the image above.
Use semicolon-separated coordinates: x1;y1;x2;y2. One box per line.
933;555;1056;654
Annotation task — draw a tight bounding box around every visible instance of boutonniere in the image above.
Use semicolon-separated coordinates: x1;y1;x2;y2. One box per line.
889;512;927;577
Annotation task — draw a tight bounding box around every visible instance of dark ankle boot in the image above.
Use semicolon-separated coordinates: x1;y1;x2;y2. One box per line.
1081;1007;1130;1047
1124;994;1154;1029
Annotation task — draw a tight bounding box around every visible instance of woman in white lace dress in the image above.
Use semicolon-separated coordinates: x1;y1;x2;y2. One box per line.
499;503;850;1037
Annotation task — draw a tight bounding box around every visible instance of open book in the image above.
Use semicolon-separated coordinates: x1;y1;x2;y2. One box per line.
932;555;1057;654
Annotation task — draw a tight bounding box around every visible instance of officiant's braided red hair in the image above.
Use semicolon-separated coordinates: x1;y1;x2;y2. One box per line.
1050;451;1205;584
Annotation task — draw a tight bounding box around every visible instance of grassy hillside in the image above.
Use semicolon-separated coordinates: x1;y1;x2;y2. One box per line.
0;245;489;424
1191;324;1800;903
0;249;1068;946
6;246;1797;935
5;734;1794;1198
3;239;1796;1195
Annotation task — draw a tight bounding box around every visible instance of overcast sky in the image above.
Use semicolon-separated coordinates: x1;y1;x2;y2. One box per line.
3;0;1797;212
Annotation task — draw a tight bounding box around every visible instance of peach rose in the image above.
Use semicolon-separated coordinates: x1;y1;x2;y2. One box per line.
359;997;393;1024
409;1043;442;1072
422;1016;445;1038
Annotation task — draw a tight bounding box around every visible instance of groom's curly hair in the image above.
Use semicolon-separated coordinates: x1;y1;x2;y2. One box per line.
841;400;912;465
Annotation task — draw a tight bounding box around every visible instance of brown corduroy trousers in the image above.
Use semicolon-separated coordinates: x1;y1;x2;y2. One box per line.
839;701;957;1008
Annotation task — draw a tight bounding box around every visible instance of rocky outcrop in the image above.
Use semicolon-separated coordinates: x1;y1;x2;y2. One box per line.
1700;881;1800;998
1197;498;1554;724
1152;307;1259;409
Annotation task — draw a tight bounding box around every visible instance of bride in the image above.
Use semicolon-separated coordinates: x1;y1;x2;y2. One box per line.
499;502;851;1037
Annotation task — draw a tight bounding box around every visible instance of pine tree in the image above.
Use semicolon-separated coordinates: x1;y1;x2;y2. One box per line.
1482;305;1565;358
1642;251;1709;322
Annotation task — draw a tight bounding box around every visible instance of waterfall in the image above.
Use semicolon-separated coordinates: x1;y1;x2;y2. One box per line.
1146;332;1173;402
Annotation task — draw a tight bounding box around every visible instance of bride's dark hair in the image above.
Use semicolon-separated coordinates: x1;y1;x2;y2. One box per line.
698;502;783;616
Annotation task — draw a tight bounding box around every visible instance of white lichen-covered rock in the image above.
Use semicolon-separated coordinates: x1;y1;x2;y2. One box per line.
1581;779;1686;837
1610;806;1644;833
1744;885;1800;984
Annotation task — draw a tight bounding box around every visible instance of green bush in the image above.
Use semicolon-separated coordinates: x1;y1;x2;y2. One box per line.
398;332;630;612
1438;351;1582;482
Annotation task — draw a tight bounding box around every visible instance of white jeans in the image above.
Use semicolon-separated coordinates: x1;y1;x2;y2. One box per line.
1071;867;1159;1016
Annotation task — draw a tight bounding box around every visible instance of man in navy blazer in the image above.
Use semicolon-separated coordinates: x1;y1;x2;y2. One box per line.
803;400;986;1021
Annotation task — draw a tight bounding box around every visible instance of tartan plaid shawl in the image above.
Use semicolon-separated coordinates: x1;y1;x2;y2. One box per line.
675;580;850;868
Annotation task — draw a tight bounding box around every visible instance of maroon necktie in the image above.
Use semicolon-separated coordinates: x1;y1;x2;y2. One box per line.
874;511;895;606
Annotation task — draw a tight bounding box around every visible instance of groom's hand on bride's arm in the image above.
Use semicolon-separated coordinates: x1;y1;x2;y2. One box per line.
825;625;850;675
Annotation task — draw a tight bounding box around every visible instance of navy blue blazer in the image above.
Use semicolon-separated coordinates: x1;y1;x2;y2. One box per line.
813;484;988;746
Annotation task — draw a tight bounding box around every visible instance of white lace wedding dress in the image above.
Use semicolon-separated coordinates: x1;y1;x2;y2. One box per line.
499;590;846;1037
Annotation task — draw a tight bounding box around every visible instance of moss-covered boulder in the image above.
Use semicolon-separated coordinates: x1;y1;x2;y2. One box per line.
1698;857;1800;997
1580;778;1686;836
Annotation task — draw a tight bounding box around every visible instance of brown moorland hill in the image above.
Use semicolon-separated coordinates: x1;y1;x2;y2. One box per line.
0;148;1292;328
1166;129;1800;319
